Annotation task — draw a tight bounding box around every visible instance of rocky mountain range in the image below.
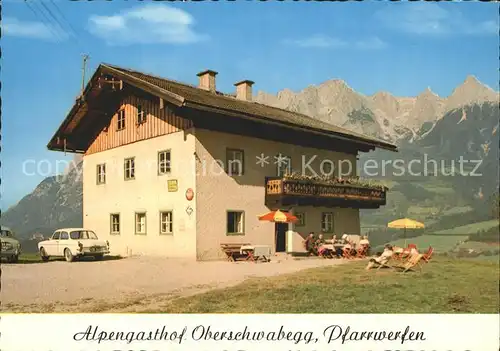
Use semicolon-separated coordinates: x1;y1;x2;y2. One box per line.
255;75;499;143
2;75;499;238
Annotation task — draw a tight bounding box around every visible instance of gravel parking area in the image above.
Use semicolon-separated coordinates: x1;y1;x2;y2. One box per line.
0;256;347;312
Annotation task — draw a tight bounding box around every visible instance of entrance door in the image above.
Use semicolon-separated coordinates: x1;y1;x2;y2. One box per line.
275;223;287;253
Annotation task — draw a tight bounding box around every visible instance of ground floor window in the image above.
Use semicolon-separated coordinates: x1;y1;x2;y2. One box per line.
321;212;334;233
160;211;173;234
294;212;306;227
227;211;245;235
135;212;147;234
110;213;120;234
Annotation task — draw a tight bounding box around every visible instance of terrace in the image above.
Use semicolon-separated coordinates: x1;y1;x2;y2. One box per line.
265;173;388;209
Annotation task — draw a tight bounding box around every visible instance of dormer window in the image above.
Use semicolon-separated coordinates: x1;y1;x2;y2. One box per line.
137;104;146;124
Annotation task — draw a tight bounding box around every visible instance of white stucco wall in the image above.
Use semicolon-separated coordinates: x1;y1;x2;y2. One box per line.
83;131;197;258
194;129;360;259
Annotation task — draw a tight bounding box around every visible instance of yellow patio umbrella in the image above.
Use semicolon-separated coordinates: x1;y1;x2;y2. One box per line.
387;218;425;246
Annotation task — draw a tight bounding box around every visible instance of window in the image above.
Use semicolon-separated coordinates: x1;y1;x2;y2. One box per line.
71;230;98;240
136;104;146;124
124;158;135;180
110;214;120;235
227;211;244;235
117;109;125;130
160;211;173;234
135;212;147;235
96;164;106;184
60;231;69;240
51;232;60;240
158;150;171;175
226;148;244;176
295;212;306;227
276;154;292;177
321;212;334;233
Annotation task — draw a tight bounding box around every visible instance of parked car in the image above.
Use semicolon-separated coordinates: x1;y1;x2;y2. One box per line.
38;228;110;262
1;226;21;263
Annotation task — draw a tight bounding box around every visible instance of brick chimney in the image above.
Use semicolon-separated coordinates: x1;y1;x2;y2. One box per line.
234;80;254;101
197;69;218;92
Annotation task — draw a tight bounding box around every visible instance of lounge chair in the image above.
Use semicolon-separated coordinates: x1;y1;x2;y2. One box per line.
342;246;354;259
392;254;424;273
356;245;369;258
422;246;434;263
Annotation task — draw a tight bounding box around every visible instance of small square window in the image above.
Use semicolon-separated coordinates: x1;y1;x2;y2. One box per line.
135;212;147;235
276;154;292;177
227;211;245;235
321;212;334;233
295;212;306;227
110;214;120;235
158;150;171;175
96;164;106;185
160;211;173;234
226;149;244;176
117;109;126;130
124;158;135;180
137;105;146;124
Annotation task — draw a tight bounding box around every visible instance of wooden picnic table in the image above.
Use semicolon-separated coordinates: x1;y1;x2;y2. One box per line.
220;243;251;262
220;243;271;263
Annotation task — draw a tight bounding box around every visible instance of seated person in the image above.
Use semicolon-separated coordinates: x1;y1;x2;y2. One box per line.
342;241;355;257
358;235;370;255
331;234;338;244
365;244;394;270
303;232;316;256
359;235;370;247
315;234;325;246
341;234;349;244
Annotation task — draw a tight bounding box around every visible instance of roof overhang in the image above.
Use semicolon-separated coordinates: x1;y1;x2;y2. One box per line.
47;64;398;154
184;101;398;153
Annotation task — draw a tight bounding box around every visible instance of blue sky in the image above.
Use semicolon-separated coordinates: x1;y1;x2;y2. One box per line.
1;1;499;210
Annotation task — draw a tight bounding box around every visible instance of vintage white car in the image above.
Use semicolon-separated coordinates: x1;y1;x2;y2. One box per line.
38;228;109;262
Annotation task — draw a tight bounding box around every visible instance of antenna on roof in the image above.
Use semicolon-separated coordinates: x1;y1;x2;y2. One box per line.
80;53;90;97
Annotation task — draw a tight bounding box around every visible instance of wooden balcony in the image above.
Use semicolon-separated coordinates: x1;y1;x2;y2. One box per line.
265;176;387;209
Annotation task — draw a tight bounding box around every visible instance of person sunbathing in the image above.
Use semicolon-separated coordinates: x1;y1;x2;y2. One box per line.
365;244;394;270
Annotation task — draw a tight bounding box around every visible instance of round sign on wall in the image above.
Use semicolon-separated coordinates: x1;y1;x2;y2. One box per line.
185;188;194;201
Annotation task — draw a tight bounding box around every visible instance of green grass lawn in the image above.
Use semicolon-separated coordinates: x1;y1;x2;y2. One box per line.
441;206;474;216
153;257;499;313
458;241;500;251
434;219;499;235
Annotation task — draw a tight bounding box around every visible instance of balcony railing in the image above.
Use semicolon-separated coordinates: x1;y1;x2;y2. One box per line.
265;176;387;208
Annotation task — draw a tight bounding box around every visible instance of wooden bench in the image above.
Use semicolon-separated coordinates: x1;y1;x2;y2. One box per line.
220;243;252;262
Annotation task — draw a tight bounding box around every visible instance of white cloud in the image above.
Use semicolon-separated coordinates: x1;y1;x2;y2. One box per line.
88;5;207;45
284;34;387;50
375;3;499;36
2;17;68;41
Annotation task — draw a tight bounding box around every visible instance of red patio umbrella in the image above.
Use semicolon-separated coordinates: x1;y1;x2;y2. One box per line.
258;210;298;223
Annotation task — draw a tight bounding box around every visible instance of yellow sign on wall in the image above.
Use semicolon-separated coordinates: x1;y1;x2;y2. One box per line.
167;179;178;192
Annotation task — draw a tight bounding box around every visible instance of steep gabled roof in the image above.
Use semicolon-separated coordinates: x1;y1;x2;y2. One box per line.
48;63;398;152
102;64;397;151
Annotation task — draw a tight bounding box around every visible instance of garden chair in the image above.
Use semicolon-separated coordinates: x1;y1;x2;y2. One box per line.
422;246;434;263
356;245;369;258
393;253;424;273
342;246;354;259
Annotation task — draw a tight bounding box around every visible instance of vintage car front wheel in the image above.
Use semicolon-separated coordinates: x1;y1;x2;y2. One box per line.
40;248;49;262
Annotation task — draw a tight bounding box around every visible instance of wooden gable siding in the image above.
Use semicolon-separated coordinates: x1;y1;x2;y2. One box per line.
86;94;191;155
